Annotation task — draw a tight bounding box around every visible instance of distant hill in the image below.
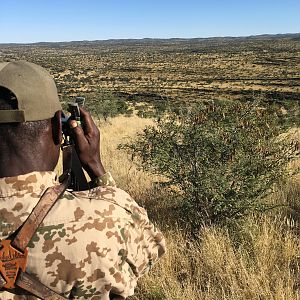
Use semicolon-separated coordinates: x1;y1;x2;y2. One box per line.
1;33;300;47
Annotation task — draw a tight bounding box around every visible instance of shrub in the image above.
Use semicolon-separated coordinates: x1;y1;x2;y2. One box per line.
120;100;297;229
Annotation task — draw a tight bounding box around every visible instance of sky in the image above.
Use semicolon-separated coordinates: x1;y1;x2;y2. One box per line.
0;0;299;43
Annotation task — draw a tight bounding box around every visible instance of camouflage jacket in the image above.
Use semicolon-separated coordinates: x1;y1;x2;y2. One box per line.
0;172;165;299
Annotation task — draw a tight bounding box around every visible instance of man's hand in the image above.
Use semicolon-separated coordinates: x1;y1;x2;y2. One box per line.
69;107;105;180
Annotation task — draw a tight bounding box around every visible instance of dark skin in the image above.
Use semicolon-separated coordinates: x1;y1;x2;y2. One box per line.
0;107;105;179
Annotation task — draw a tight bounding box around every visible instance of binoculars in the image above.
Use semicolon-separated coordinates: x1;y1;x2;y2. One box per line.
61;96;85;137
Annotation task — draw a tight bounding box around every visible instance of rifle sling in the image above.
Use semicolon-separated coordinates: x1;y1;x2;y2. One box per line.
16;271;66;300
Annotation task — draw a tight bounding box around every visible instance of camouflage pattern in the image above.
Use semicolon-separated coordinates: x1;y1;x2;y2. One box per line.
0;172;165;299
89;172;116;189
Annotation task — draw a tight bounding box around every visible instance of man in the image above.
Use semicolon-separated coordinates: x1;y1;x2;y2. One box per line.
0;61;165;299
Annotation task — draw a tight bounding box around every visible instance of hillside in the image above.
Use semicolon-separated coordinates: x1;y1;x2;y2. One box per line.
0;34;299;106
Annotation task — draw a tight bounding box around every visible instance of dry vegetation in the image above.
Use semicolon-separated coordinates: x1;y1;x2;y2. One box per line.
100;116;300;300
1;36;300;105
1;35;300;299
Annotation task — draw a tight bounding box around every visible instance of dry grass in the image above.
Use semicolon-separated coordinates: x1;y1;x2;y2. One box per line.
3;38;300;103
58;115;300;300
129;214;300;300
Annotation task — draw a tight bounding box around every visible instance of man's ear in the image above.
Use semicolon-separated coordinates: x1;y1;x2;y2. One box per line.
52;111;63;145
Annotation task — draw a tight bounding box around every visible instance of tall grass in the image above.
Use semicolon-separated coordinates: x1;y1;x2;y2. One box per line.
128;214;300;300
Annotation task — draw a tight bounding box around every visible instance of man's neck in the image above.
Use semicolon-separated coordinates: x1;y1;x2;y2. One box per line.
0;152;56;178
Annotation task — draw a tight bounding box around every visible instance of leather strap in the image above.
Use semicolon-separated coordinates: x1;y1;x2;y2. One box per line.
16;272;66;300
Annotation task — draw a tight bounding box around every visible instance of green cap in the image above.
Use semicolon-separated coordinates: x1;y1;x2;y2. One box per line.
0;61;62;123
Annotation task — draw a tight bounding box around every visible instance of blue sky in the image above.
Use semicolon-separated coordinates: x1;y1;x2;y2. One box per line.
0;0;299;43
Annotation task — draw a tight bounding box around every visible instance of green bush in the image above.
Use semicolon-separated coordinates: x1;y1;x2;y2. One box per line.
121;100;297;229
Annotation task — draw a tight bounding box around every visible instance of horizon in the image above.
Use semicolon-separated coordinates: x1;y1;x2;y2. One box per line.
1;0;299;44
1;32;299;45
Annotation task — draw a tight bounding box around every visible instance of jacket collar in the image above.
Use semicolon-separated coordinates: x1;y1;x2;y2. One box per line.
0;171;57;197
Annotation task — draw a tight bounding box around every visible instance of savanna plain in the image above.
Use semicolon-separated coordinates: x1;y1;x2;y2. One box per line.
1;34;300;299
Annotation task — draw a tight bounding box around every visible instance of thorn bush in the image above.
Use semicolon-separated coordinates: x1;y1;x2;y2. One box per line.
120;100;297;230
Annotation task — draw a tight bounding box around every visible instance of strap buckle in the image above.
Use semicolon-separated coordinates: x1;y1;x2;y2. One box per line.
0;240;28;289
